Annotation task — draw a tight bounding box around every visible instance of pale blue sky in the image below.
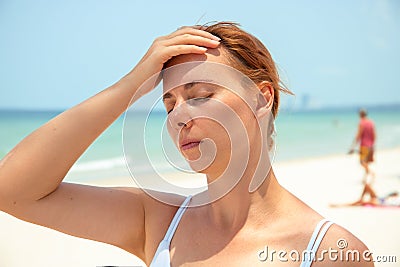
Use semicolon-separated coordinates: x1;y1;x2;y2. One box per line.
1;0;399;110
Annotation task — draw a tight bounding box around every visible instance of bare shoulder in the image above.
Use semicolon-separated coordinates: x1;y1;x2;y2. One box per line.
279;191;373;266
115;187;187;230
314;223;374;266
137;189;187;264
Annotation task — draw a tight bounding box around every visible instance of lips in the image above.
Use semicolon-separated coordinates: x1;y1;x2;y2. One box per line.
180;139;201;150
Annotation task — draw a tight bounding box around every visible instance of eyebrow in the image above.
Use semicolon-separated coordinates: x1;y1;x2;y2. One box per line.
162;80;215;101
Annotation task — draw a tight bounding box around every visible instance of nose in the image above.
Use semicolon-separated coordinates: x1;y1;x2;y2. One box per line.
168;101;193;130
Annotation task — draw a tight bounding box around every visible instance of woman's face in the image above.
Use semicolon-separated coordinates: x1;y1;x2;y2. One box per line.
162;49;261;176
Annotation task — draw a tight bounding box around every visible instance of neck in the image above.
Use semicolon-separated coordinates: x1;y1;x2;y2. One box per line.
192;118;284;232
196;153;284;232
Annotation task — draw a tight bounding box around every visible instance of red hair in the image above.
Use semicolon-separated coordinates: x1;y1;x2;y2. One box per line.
202;22;293;118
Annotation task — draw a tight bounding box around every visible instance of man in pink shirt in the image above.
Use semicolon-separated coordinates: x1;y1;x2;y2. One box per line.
356;109;376;172
348;109;377;203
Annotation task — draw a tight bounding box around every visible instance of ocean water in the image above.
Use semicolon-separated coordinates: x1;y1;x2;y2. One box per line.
0;108;399;183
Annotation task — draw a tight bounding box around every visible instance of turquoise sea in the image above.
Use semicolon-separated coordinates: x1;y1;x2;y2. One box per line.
1;107;399;183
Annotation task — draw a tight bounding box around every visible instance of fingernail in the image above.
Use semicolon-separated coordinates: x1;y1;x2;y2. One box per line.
211;35;221;41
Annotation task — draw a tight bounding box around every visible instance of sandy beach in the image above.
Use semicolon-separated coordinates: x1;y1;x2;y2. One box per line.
1;147;399;267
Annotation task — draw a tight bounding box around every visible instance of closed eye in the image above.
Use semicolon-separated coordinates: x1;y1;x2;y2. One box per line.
187;95;213;105
166;94;213;114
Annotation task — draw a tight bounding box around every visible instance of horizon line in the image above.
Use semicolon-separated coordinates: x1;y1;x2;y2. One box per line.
1;102;400;113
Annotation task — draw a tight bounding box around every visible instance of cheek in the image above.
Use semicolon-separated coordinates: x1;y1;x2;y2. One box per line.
228;97;257;131
194;119;231;153
243;109;258;135
203;95;256;144
197;118;228;137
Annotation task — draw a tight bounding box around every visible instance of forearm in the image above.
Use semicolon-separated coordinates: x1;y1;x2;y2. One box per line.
0;72;141;204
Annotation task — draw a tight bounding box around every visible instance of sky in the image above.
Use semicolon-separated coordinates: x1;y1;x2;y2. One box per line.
0;0;399;110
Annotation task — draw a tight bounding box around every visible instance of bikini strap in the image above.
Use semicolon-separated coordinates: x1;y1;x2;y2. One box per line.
164;195;192;244
300;218;334;267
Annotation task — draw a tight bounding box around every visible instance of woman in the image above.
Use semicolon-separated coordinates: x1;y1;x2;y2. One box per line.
0;22;372;266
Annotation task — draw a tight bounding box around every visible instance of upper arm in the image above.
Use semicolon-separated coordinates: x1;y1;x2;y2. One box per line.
315;224;374;266
2;182;147;260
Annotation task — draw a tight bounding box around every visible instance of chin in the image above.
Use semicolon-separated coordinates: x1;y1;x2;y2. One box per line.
188;157;229;178
187;160;212;173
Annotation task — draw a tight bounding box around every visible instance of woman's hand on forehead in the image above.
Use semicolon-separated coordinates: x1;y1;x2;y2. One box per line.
130;27;221;97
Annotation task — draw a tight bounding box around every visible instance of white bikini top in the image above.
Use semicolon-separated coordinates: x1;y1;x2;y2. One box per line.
150;195;333;267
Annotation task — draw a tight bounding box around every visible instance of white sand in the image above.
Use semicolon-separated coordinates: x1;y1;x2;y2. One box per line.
1;148;399;267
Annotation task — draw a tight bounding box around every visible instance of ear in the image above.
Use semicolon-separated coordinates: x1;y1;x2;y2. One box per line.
255;81;274;118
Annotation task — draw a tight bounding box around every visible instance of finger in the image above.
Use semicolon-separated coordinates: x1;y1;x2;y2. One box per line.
162;34;220;49
176;25;202;31
162;45;208;61
169;27;220;41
